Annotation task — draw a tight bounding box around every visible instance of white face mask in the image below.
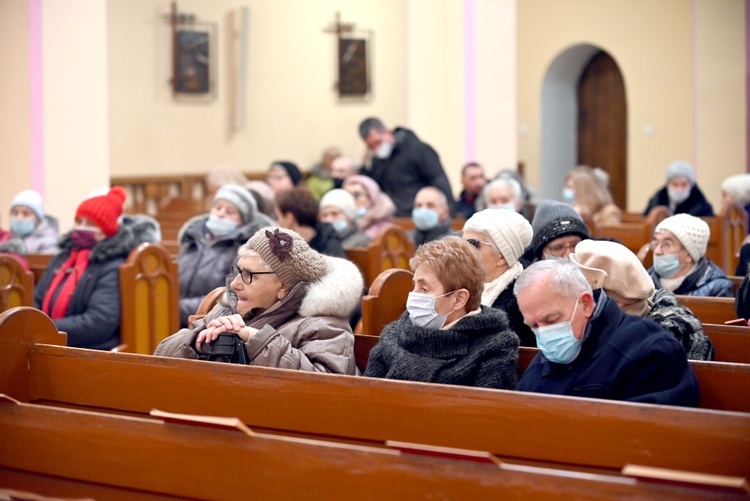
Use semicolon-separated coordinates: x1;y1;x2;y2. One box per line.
374;140;393;159
668;187;690;205
489;202;517;212
406;290;455;329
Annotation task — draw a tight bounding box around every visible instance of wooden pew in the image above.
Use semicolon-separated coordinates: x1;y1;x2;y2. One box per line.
728;275;744;295
1;307;749;480
25;253;53;285
118;243;180;354
703;323;750;364
345;224;414;288
0;254;34;314
359;268;412;336
676;295;737;326
3;401;744;500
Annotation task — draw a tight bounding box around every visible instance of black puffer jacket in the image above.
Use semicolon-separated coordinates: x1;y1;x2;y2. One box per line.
177;213;273;326
643;185;714;217
364;306;519;389
361;127;454;217
33;227;135;350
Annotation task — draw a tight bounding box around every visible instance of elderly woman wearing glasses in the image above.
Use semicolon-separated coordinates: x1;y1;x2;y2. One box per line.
155;227;363;374
462;208;536;347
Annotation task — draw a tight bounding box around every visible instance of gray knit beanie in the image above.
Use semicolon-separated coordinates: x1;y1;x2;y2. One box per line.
530;200;591;259
214;184;257;224
243;227;328;288
665;160;695;185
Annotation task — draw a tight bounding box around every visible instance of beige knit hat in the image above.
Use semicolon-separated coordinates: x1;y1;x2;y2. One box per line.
463;208;533;267
721;174;750;207
569;239;654;317
655;214;710;263
243;227;328;288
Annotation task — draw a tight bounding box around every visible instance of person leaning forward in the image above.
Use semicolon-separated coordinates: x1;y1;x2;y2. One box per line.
514;260;699;407
155;227;362;374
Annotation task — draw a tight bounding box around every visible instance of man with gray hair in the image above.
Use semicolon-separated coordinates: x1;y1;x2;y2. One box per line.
358;117;454;217
513;260;699;407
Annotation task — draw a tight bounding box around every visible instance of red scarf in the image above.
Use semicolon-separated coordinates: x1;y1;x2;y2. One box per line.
41;249;91;319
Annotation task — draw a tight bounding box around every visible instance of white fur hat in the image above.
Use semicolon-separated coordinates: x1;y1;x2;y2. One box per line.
463;208;532;267
721;174;750;207
655;213;710;262
319;189;357;221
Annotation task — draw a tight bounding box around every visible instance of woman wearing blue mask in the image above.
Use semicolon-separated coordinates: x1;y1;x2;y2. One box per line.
0;189;59;255
33;187;134;350
177;184;273;327
646;214;733;298
363;236;519;389
318;189;371;249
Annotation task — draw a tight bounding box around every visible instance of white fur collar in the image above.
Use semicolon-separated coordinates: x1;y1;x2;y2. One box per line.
298;256;364;318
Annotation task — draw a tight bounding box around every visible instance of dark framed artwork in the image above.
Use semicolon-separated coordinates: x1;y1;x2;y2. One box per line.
175;29;211;94
338;38;369;97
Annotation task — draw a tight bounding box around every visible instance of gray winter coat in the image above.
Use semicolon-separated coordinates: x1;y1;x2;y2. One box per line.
648;288;714;360
0;215;59;255
337;224;372;249
177;213;273;326
155;255;363;375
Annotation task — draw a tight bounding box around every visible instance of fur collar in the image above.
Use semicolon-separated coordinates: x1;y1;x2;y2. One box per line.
58;226;135;263
299;255;363;318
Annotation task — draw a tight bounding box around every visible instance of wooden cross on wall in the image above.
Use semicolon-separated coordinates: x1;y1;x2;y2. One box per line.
324;12;369;97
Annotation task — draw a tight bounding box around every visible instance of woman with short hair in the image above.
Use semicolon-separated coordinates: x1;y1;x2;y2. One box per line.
364;236;519;389
156;227;362;374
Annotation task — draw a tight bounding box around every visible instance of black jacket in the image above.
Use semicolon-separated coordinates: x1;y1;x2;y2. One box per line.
491;282;536;347
455;190;479;219
409;220;457;248
516;291;700;407
309;222;347;258
643;185;714;217
364;306;519;389
33;227;135;350
361;128;454;217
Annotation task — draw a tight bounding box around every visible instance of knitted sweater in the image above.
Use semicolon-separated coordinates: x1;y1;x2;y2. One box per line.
364;306;519;389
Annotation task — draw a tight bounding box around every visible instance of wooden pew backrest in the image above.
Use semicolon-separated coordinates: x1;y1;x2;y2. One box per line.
25;253;53;285
676;295;736;326
702;323;750;364
359;268;412;336
346;224;414;288
0;255;34;314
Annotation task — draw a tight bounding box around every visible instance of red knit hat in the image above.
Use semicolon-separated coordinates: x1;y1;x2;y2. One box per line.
75;186;126;237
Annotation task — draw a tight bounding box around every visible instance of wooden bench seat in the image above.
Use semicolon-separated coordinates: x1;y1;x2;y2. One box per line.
3;400;744;500
1;306;749;480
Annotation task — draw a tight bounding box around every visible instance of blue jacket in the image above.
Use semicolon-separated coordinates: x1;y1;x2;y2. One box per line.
516;291;699;407
648;257;734;298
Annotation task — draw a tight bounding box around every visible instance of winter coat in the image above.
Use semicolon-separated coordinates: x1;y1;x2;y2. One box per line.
155;255;362;375
121;214;161;246
409;220;457;248
648;288;714;360
337;224;372;250
735;242;750;276
0;215;60;255
516;291;700;407
177;213;274;326
591;203;622;227
33;227;135;350
356;192;396;239
648;257;734;298
736;273;750;320
643;185;714;217
364;306;519;389
361;127;454;217
455;190;479;219
308;222;347;258
491;282;536;347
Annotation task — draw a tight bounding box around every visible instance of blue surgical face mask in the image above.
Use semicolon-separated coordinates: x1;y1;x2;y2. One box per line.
354;207;367;219
653;253;683;278
406;290;454;329
562;187;576;203
10;217;35;238
543;254;569;262
331;219;349;234
533;299;583;364
205;215;238;238
412;207;440;231
489;202;516;212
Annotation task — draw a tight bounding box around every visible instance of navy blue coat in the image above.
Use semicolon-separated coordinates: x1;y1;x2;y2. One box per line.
33;227;134;350
516;292;699;407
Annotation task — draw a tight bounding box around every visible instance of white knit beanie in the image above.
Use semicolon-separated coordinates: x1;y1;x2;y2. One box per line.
569;239;654;317
655;213;710;262
319;189;357;221
666;160;695;185
463;208;532;267
721;174;750;207
10;189;45;222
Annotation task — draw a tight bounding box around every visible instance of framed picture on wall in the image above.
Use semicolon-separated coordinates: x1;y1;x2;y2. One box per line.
175;29;211;94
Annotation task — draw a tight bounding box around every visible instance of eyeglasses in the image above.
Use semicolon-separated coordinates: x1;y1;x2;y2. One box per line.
650;238;680;253
466;238;493;249
545;240;581;257
349;191;366;200
230;265;275;285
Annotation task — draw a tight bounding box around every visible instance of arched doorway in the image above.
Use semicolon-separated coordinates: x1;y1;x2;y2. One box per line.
540;45;628;209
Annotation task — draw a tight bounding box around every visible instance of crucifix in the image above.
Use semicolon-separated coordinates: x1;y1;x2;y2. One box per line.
324;12;370;97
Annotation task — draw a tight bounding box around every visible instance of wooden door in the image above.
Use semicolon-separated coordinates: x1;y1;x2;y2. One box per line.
577;51;627;209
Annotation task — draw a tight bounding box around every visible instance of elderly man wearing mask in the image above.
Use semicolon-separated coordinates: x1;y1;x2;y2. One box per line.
570;239;714;360
462;208;535;346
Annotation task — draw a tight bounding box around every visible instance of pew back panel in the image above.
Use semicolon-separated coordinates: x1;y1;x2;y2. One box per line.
703;323;750;364
0;255;34;314
676;295;737;326
345;225;414;288
25;253;53;285
359;268;412;336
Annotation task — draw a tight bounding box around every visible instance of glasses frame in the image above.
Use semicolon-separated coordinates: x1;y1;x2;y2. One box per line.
230;265;275;285
466;238;493;249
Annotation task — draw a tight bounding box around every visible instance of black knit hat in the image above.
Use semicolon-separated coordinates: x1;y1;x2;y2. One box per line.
274;161;302;186
530;200;591;259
